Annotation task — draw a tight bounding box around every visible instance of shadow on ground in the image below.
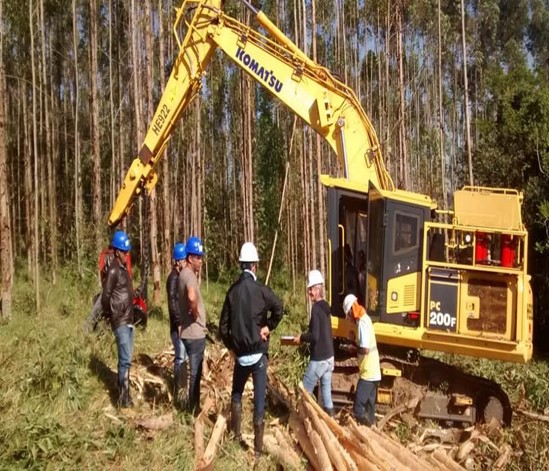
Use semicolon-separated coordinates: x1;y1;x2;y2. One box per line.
89;354;119;406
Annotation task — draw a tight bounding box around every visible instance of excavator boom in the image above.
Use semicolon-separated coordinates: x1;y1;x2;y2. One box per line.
108;0;393;226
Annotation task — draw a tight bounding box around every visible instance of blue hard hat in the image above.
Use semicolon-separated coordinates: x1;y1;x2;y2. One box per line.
112;230;131;251
185;236;205;256
173;242;187;261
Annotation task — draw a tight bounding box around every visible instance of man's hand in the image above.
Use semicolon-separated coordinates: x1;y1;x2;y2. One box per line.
292;336;301;345
260;326;270;341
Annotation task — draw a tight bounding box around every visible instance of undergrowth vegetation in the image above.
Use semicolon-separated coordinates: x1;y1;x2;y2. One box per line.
1;265;548;469
0;265;308;469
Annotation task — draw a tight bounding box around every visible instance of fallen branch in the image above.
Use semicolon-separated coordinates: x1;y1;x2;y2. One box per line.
517;409;549;422
378;394;422;431
194;418;205;467
196;413;227;471
493;444;512;470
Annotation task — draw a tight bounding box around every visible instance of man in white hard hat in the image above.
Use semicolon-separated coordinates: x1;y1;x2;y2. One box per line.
219;242;284;460
343;293;381;426
293;270;335;416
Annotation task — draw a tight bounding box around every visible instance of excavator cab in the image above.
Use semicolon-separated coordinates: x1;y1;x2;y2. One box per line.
327;183;429;327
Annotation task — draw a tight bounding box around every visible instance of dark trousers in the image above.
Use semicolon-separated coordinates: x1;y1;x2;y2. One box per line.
231;354;268;422
353;379;378;426
182;337;206;411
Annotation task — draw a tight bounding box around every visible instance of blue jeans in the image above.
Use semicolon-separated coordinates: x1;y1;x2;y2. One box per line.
170;331;188;368
354;379;379;426
114;325;134;386
182;337;206;411
232;354;268;422
302;357;334;409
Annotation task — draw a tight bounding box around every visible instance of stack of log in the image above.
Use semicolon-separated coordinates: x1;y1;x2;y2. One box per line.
281;382;464;471
128;346;467;470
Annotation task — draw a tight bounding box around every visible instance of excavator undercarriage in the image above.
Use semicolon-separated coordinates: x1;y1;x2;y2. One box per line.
330;342;512;426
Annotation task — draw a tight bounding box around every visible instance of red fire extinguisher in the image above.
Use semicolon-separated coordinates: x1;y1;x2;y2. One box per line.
500;234;516;268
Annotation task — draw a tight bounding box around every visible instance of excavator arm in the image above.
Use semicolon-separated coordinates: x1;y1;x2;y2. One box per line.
108;0;394;226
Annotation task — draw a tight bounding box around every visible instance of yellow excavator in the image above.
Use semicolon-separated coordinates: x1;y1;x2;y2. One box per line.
108;0;533;425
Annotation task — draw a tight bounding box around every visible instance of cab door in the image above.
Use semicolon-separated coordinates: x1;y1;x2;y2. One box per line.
367;186;429;325
327;187;368;317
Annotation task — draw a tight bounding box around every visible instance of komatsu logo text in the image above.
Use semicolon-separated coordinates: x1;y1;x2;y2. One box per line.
236;47;283;93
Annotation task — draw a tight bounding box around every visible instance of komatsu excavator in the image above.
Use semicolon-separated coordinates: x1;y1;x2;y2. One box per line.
108;0;533;425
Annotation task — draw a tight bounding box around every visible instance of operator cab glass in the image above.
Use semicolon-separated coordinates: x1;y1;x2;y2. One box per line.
327;186;428;325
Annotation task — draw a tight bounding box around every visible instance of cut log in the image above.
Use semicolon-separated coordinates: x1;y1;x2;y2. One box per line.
289;412;321;471
347;421;407;471
196;413;228;471
264;432;303;469
301;400;348;471
305;418;332;471
432;449;466;471
273;427;304;467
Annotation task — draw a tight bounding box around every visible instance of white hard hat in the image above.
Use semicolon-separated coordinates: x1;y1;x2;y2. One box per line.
239;242;259;262
343;294;358;315
307;270;324;288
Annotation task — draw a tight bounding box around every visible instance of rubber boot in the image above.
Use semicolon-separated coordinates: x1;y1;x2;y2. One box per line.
118;370;133;408
173;365;182;408
324;407;335;417
174;361;189;409
231;401;242;442
253;418;265;459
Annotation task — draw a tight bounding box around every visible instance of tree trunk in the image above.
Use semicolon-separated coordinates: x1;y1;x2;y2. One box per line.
40;0;57;284
143;0;161;304
397;4;408;189
29;0;40;311
0;59;13;321
89;0;102;251
438;0;447;209
73;0;82;272
460;0;474;185
158;0;172;273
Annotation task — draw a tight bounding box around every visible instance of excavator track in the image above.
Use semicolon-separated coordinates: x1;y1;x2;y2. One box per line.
330;343;512;426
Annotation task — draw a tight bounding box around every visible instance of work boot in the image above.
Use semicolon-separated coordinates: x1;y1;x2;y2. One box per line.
118;370;133;408
253;418;265;459
324;407;335;417
231;401;242;442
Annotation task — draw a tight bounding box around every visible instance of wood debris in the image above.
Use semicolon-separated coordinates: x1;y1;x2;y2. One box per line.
135;413;173;431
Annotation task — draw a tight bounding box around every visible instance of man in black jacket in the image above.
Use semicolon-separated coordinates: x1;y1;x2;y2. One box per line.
101;230;134;408
293;270;335;415
166;242;188;408
219;242;284;459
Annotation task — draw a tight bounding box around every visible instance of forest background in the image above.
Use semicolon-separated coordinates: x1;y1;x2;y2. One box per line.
0;0;548;350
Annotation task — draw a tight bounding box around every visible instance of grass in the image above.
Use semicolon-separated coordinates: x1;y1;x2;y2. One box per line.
2;264;549;469
0;265;308;470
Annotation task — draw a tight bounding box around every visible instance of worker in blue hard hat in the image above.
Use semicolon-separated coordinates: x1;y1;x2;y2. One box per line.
166;242;189;408
178;236;206;413
101;230;134;408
